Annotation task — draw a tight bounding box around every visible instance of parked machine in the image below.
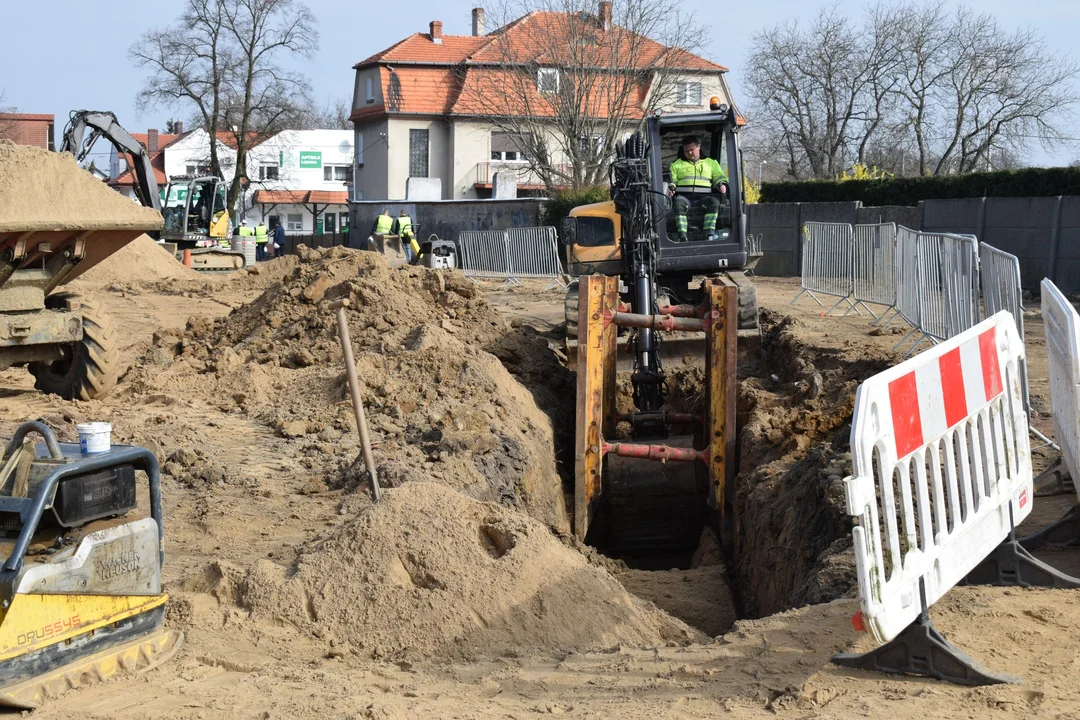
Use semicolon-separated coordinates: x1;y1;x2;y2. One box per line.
62;111;245;272
559;99;759;563
0;423;181;708
417;235;457;270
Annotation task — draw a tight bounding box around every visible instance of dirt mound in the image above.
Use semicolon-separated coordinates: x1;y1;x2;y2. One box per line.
145;245;573;531
0;140;161;231
73;234;202;285
212;483;701;660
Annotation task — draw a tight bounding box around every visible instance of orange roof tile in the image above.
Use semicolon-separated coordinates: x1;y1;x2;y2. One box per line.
109;150;168;188
354;33;488;67
130;132;181;151
252;190;349;205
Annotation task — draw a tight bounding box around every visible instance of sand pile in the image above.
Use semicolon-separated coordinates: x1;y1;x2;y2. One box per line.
146;246;572;531
0;140;161;231
213;483;702;660
74;234;202;285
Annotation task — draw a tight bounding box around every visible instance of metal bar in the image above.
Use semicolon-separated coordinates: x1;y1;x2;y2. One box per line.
328;298;381;503
610;311;703;332
657;303;702;318
574;276;607;541
3;421;62;459
616;411;702;426
601;441;707;464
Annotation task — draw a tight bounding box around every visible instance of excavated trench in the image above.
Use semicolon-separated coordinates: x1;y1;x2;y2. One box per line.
532;309;894;635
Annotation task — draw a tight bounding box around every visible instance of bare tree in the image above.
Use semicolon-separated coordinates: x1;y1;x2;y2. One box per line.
296;96;352;130
130;0;318;209
745;1;1079;180
0;91;17;140
456;0;708;189
745;5;904;180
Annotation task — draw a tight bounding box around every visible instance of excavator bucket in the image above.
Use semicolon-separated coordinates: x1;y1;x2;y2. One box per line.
573;275;738;563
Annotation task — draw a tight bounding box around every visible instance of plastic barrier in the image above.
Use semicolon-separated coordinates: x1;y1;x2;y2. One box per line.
504;226;567;289
852;223;897;321
836;311;1041;684
1041;280;1080;489
789;222;855;314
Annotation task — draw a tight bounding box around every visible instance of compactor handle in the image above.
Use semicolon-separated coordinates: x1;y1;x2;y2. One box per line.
3;422;62;460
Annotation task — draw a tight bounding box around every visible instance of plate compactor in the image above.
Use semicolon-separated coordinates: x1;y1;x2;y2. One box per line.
0;422;181;708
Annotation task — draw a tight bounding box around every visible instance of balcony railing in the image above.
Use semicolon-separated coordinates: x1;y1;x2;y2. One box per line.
473;161;574;189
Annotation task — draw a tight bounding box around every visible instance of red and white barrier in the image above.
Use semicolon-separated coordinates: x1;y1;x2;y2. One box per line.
844;311;1031;644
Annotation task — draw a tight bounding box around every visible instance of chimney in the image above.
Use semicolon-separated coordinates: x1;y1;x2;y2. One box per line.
175;120;184;134
147;129;159;153
598;0;611;30
429;20;443;44
471;7;485;36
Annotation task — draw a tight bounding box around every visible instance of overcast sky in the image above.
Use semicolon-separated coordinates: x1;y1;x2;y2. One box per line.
2;0;1077;165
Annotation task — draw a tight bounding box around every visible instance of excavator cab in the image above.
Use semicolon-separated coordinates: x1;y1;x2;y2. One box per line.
161;177;230;246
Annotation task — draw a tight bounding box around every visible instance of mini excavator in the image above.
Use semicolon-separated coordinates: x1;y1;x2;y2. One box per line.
560;99;760;564
0;422;180;708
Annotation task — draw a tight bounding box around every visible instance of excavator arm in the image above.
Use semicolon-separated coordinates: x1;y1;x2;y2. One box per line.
60;111;161;212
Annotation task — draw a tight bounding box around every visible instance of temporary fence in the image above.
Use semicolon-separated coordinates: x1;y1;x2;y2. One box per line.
504;227;568;289
1041;279;1080;489
852;223;897;320
836;311;1043;684
789;222;855;313
457;227;566;289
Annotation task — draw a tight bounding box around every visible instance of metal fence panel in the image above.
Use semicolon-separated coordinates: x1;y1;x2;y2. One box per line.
505;226;568;289
1042;279;1080;489
940;234;980;338
894;226;921;329
853;223;897;312
457;230;512;282
790;222;854;313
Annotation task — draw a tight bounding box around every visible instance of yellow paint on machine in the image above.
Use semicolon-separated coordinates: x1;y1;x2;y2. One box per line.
0;593;168;660
0;628;183;709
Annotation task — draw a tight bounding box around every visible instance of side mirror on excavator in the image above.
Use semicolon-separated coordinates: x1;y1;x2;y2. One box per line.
560;217;577;245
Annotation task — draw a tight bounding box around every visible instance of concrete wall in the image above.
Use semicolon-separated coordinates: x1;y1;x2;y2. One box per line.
349;199;546;249
749;195;1080;293
353;119;389;200
922;196;1079;292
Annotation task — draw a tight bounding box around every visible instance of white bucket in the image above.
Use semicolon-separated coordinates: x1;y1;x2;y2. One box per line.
77;422;112;454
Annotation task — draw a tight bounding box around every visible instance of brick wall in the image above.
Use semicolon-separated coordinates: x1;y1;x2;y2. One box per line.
0;114;55;150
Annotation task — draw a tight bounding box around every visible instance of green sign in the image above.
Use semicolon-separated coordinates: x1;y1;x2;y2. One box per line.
299;150;322;169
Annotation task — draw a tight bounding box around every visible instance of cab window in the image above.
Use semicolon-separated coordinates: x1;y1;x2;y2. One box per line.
575;216;616;247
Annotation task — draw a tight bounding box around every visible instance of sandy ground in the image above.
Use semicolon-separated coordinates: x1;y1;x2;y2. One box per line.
3;271;1078;719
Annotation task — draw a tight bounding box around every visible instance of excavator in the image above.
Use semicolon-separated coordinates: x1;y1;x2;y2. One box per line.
559;98;760;566
62;111;245;271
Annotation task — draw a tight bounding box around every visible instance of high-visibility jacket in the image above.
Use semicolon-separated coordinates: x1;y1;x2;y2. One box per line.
396;215;414;238
238;226;254;237
255;223;269;244
374;214;394;235
669;157;727;193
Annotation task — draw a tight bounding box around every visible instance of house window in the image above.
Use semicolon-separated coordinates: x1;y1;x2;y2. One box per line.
676;82;703;106
185;164;211;176
323;165;353;182
579;135;603;156
356;132;364;166
325;213;336;234
491;132;528;162
185;165;195;175
409;129;429;177
537;68;560;94
366;76;375;104
286;213;303;231
259;164;279;181
340;211;350;230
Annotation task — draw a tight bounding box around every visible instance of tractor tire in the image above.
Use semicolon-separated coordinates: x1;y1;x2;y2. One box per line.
727;270;759;331
29;293;120;401
564;282;580;339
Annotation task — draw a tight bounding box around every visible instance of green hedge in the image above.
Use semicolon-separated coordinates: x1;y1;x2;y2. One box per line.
760;166;1080;206
540;185;610;227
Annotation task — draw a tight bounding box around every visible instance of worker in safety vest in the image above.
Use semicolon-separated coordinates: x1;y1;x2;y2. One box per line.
230;219;252;251
669;135;728;242
371;209;394;236
394;210;421;262
255;220;269;261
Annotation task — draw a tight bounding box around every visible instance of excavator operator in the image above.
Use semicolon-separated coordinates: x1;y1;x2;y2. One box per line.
669;135;727;242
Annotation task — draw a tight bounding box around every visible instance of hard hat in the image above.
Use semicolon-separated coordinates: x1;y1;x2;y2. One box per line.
241;219;249;225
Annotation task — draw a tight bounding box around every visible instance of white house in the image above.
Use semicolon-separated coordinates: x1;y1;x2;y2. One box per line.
109;127;354;234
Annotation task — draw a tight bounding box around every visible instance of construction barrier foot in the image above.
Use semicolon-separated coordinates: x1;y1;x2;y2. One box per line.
832;614;1020;686
1033;457;1073;497
965;538;1080;587
1018;507;1080;551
